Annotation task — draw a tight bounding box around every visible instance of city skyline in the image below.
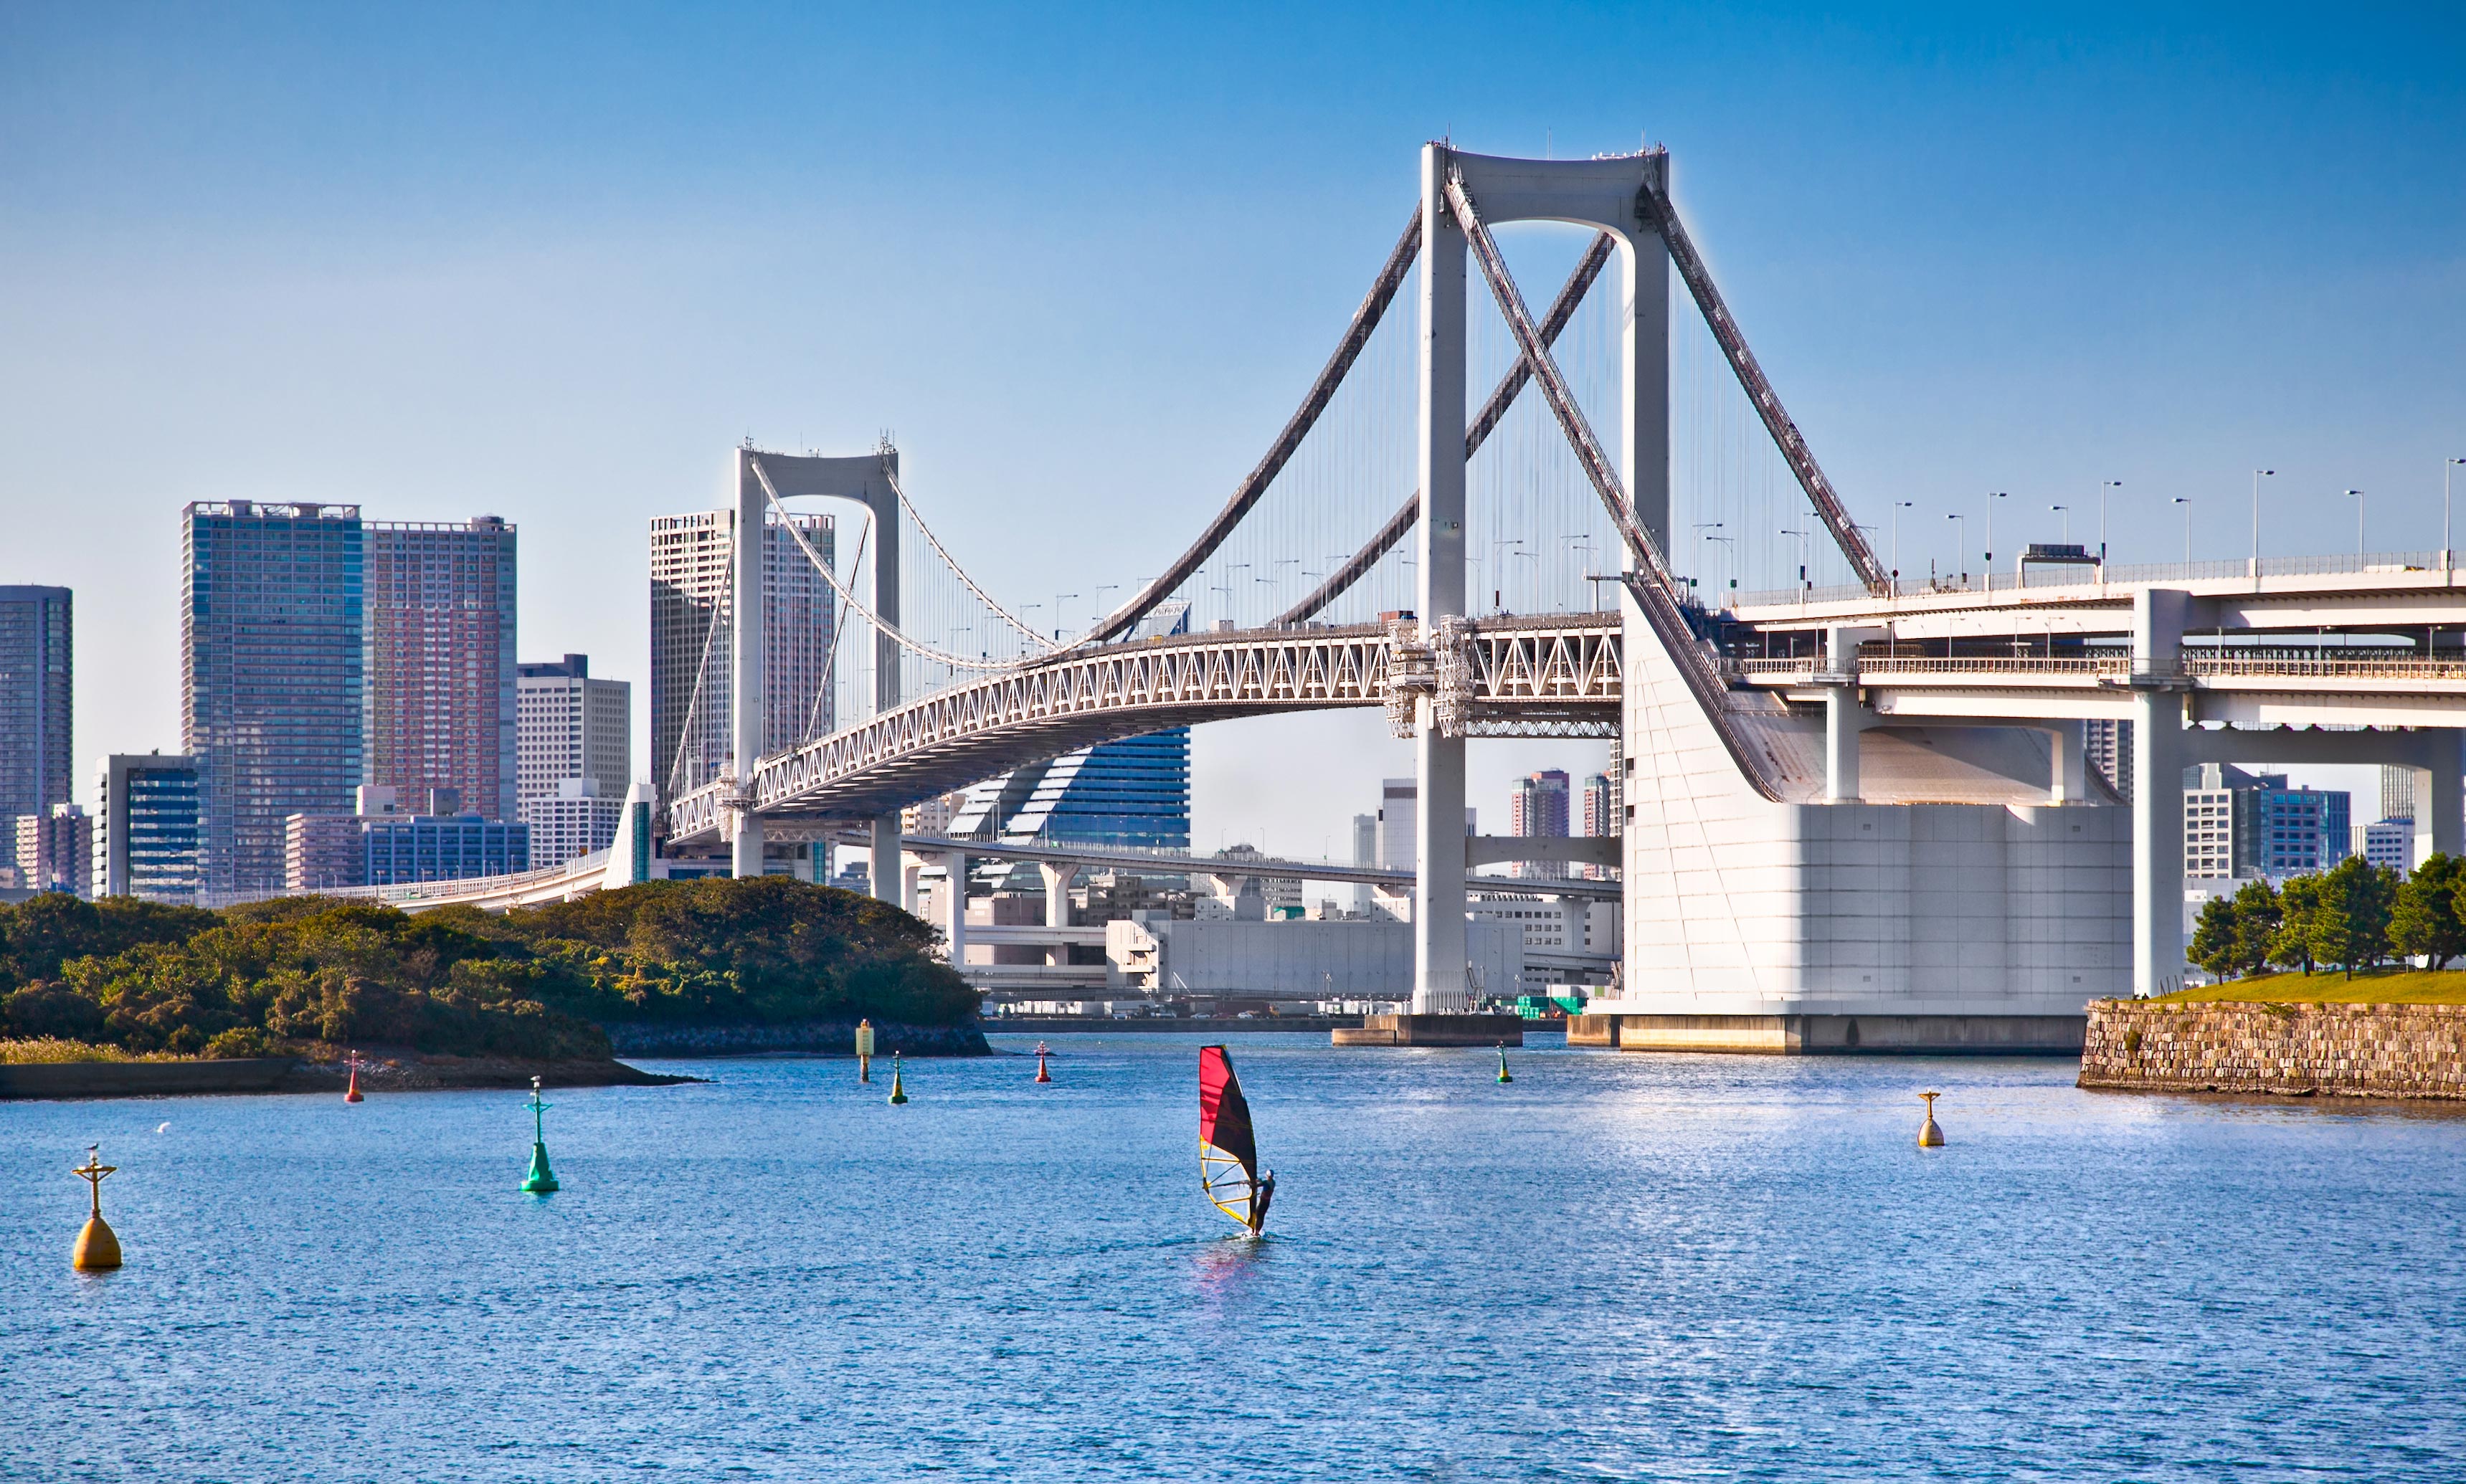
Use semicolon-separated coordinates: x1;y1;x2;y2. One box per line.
3;5;2460;852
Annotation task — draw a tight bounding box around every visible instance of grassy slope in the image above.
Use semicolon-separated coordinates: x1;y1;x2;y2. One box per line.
2156;970;2466;1006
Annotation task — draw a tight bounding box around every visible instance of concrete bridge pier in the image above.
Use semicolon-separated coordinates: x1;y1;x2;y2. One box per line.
2130;589;2192;999
871;814;903;904
1039;862;1076;968
940;849;969;967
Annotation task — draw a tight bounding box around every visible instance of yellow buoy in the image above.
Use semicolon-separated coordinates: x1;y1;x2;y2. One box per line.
71;1145;122;1271
1917;1090;1946;1148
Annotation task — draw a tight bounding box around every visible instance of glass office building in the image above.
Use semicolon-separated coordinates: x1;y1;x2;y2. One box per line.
98;753;202;903
182;502;366;898
368;518;518;824
949;728;1192;851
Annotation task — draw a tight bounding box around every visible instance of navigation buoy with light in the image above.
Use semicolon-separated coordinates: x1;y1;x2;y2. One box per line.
1918;1090;1946;1148
71;1145;121;1271
1496;1044;1513;1085
855;1019;876;1083
1035;1040;1053;1084
344;1048;366;1103
888;1052;909;1105
521;1075;560;1192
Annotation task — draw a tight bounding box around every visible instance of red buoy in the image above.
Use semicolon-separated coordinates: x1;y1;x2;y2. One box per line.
1035;1041;1053;1084
343;1049;365;1103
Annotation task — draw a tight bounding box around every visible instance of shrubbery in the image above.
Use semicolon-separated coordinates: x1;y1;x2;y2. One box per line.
0;877;974;1060
2191;852;2466;981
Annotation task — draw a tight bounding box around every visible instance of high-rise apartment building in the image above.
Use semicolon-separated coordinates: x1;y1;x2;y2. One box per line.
2085;719;2134;800
97;753;201;903
516;653;630;866
183;502;366;898
366;518;517;824
1510;769;1571;879
2381;764;2417;825
0;586;73;829
13;804;90;896
648;509;835;810
1579;771;1616;881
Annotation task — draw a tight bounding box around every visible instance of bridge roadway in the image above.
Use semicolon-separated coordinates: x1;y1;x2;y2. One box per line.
667;611;1623;842
674;553;2466;849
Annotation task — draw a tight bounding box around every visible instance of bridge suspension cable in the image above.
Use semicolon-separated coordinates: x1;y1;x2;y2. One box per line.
1639;175;1888;594
1446;168;1783;799
1275;230;1616;627
1081;209;1425;646
748;456;1023;672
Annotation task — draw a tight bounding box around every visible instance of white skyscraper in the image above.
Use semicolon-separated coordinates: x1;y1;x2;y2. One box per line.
516;654;632;867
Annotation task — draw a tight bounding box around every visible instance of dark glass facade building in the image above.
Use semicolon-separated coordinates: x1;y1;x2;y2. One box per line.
949;728;1192;850
182;502;366;898
98;754;202;903
0;585;73;824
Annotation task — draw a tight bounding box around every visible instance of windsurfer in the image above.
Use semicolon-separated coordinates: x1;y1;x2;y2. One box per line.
1248;1170;1275;1235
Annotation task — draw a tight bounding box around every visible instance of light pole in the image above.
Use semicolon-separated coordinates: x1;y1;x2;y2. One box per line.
1983;492;2008;594
2174;498;2192;564
2051;504;2069;543
2249;469;2273;578
1692;522;1723;592
1704;534;1735;604
2345;490;2364;558
1891;500;1914;592
2099;480;2122;566
2447;459;2464;571
1779;526;1811;607
1945;513;1968;588
1053;592;1078;642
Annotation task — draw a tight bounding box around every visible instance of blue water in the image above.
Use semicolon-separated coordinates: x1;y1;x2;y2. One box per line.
4;1034;2464;1481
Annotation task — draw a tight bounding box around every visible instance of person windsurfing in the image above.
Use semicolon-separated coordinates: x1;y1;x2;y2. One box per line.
1198;1045;1274;1236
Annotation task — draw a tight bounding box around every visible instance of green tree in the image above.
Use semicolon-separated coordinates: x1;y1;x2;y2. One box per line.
2305;856;2399;978
2194;878;2280;980
2272;874;2323;974
2391;852;2466;969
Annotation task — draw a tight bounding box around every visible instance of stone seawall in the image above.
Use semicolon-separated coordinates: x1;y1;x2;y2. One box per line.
602;1020;992;1057
2079;999;2466;1100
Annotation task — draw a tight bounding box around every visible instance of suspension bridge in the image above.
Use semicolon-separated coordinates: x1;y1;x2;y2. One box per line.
391;143;2466;1045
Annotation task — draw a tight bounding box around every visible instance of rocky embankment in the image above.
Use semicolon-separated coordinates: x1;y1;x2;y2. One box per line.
2079;999;2466;1100
603;1019;992;1057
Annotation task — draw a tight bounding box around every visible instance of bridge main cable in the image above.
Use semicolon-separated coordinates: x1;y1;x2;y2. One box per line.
1274;231;1616;627
1081;209;1425;646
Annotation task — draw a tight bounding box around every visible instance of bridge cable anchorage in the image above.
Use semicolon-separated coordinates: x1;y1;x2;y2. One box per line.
1080;208;1425;647
746;456;1021;672
1444;169;1784;800
1275;230;1617;628
882;465;1058;654
1635;175;1889;594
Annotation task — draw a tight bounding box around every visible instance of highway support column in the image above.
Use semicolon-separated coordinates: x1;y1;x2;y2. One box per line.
2130;589;2191;999
1040;862;1075;968
730;450;767;880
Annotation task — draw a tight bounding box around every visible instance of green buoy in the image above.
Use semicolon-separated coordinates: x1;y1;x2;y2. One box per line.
1496;1043;1513;1084
521;1075;559;1193
888;1052;909;1105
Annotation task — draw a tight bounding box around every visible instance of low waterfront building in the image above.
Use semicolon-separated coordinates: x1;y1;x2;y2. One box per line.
11;803;90;897
521;776;624;870
284;785;529;890
1105;914;1521;1004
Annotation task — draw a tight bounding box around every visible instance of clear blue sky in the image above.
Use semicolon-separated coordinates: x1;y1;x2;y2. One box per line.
3;2;2460;847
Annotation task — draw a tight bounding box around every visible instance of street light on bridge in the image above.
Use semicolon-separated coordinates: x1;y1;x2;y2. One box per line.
2100;480;2123;566
1983;492;2008;594
2344;490;2365;558
2173;498;2193;565
1945;513;1968;589
2250;470;2274;577
1890;501;1914;594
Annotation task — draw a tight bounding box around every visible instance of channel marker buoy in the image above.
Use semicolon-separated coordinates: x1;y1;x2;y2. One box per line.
344;1048;365;1103
71;1145;121;1271
1496;1043;1513;1084
1917;1090;1946;1148
888;1052;909;1105
855;1018;876;1083
521;1075;559;1193
1034;1040;1053;1084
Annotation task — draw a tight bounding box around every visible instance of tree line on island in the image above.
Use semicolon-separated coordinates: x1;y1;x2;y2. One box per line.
0;877;976;1062
2191;853;2466;981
